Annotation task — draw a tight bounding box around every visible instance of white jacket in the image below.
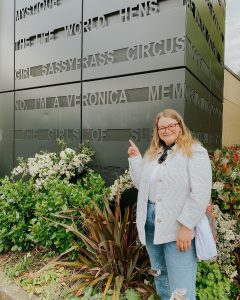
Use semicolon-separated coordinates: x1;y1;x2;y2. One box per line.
128;143;212;245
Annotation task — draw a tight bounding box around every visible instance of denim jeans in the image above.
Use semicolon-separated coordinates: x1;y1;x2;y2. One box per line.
145;201;197;300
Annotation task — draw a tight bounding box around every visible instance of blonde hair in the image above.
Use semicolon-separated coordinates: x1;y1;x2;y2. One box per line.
146;109;200;159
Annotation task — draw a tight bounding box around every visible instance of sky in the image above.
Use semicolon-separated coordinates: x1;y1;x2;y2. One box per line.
225;0;240;76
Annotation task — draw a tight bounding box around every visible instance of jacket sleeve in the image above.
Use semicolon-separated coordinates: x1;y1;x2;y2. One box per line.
177;144;212;230
128;154;143;190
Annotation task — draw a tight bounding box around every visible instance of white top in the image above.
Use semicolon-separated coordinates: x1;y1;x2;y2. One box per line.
148;162;161;203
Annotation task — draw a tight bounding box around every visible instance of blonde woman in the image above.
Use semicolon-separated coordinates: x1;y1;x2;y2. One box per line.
128;109;212;300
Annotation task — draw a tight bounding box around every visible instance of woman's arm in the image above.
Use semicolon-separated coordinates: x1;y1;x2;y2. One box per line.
127;139;142;189
128;155;143;189
177;144;212;230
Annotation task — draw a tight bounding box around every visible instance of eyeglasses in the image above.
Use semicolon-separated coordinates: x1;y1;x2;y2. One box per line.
157;123;179;133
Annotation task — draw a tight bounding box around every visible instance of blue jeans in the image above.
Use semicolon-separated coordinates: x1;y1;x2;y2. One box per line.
145;201;197;300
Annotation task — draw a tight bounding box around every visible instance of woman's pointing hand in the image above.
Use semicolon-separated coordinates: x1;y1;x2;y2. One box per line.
128;139;140;157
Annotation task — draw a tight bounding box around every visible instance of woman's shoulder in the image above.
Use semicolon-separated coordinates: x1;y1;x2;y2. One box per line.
191;142;208;153
190;143;209;158
175;143;207;156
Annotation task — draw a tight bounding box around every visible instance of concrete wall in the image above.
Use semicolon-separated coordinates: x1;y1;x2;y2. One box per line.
222;67;240;146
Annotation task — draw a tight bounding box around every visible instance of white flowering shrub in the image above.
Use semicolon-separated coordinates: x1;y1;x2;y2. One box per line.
0;141;111;253
11;141;94;189
212;181;225;193
109;169;134;200
211;145;240;216
212;204;240;280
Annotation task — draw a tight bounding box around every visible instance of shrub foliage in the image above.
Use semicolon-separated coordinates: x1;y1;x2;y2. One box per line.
211;144;240;217
0;142;109;253
52;197;155;298
196;261;238;300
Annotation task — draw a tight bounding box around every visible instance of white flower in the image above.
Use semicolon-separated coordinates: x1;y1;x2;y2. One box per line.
222;158;229;164
230;270;238;279
65;148;76;155
11;144;93;188
28;165;38;177
212;205;240;279
35;178;43;189
224;230;236;241
212;181;224;192
60;150;67;160
109;169;134;200
65;171;72;178
230;171;238;180
11;165;24;176
144;279;150;286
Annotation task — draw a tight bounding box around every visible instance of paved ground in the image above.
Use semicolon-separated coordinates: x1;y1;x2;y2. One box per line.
0;272;38;300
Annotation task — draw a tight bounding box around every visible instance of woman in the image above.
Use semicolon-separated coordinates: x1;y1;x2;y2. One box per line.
128;109;212;300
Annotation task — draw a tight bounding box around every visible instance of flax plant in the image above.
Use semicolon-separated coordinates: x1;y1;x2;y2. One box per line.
51;190;155;299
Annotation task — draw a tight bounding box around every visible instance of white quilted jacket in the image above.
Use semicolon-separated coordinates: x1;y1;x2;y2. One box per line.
128;143;212;245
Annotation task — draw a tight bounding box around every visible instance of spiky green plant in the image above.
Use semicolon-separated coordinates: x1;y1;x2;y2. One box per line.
51;194;155;299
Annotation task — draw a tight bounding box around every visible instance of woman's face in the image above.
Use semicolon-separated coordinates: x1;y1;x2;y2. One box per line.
157;116;181;146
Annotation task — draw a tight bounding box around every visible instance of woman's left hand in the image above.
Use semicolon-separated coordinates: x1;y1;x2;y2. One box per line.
176;225;193;252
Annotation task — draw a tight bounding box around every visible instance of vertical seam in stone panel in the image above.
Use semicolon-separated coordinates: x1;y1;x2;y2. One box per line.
80;0;84;143
183;0;187;123
13;0;16;168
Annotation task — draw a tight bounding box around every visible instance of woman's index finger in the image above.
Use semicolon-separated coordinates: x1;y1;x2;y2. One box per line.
129;139;137;148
